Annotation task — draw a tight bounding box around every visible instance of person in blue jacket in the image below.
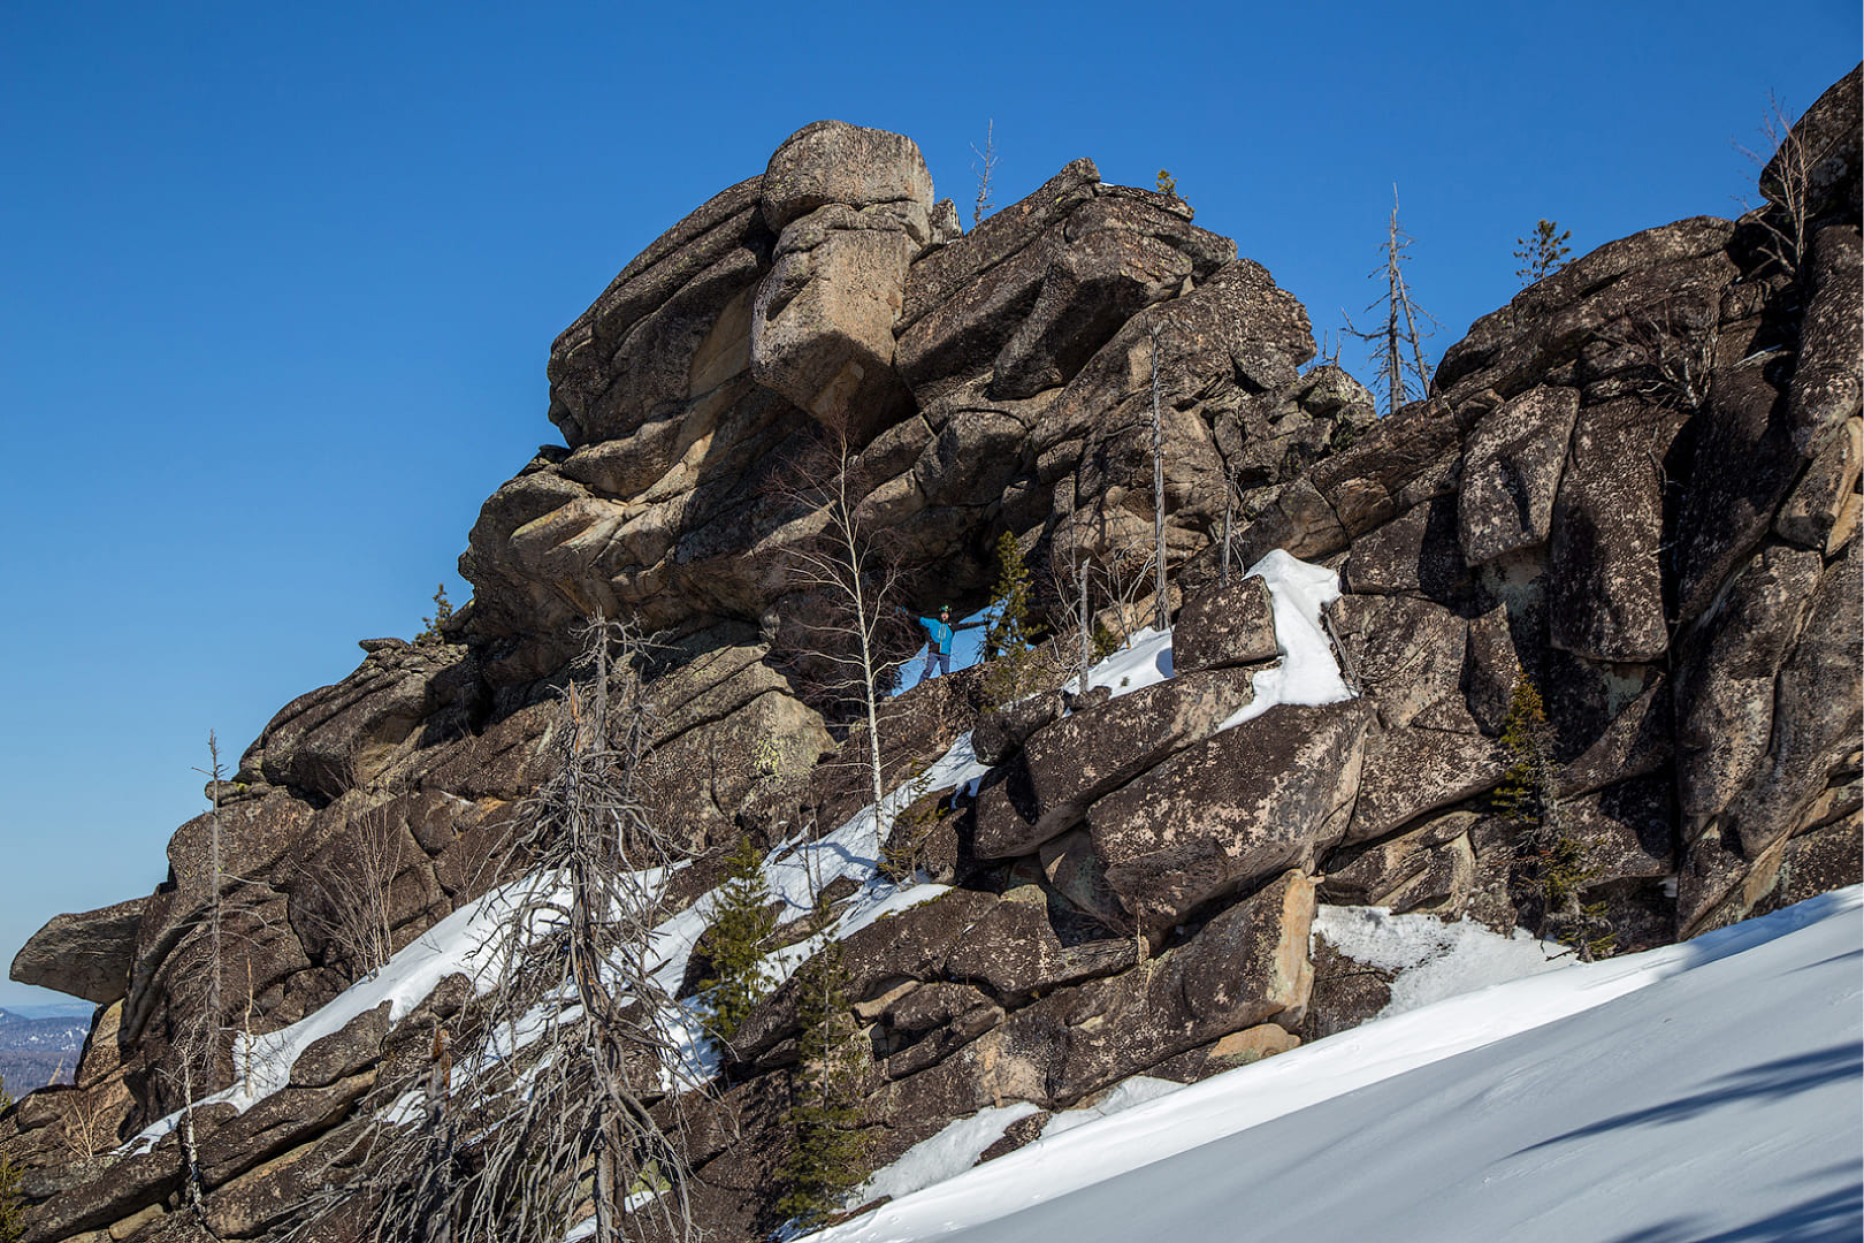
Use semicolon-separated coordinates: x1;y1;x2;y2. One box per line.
914;605;957;685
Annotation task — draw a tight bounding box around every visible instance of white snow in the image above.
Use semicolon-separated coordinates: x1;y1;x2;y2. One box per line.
856;1102;1044;1207
128;721;997;1149
1313;905;1574;1017
1218;548;1355;730
1063;625;1175;701
806;886;1864;1243
1035;1075;1185;1139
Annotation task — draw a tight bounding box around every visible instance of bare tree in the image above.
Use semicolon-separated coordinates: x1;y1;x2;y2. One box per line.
1148;321;1170;633
1735;91;1831;281
1344;185;1441;416
351;617;703;1243
971;120;998;227
1599;296;1717;414
298;805;407;982
773;415;915;823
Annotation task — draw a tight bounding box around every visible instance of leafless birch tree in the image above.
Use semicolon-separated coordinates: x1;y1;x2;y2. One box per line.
773;416;916;823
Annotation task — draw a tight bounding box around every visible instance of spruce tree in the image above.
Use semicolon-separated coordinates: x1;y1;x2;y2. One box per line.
698;834;779;1050
1497;673;1612;960
1514;219;1573;287
982;531;1040;707
776;904;869;1229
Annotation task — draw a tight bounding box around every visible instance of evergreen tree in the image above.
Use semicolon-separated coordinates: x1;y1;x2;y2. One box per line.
417;583;454;643
698;834;779;1050
1514;219;1573;287
775;904;869;1229
1497;674;1612;960
982;531;1041;707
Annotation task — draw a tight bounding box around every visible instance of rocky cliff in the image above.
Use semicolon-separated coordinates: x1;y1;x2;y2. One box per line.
4;65;1858;1243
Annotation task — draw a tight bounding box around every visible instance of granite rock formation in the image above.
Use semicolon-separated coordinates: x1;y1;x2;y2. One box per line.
5;67;1859;1243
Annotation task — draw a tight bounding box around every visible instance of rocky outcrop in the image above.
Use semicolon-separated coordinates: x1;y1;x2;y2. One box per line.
6;71;1859;1243
10;899;145;1006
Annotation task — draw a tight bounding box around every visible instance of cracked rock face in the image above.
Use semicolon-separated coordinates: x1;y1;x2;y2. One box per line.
7;75;1860;1243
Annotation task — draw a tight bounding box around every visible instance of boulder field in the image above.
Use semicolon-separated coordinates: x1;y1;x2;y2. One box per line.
4;65;1859;1243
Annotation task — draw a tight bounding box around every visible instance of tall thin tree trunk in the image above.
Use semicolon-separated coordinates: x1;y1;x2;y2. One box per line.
1149;323;1169;633
1384;194;1403;417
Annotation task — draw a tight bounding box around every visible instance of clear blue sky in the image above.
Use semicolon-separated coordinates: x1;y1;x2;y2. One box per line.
1;2;1855;1007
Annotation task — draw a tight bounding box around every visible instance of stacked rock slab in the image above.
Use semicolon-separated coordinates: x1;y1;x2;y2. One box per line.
5;68;1860;1243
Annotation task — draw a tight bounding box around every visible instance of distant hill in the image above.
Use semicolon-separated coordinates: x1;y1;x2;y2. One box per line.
0;1007;88;1094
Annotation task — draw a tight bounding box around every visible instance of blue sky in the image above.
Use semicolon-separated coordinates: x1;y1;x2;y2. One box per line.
0;2;1855;1007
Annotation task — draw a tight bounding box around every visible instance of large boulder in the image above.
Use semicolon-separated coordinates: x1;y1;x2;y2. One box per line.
973;666;1261;860
1087;702;1370;936
1173;577;1277;674
1457;385;1579;565
751;122;932;431
10;898;146;1005
1547;397;1688;662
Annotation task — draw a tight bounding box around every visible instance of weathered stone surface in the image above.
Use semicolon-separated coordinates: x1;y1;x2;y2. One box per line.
884;871;1314;1114
751;204;915;428
1458;385;1580;565
1787;223;1863;454
1345;719;1507;845
1309;397;1463;538
1560;776;1676;883
1755;813;1862;918
1297;931;1394;1043
243;642;484;800
759;120;933;237
1088;702;1370;935
1673;312;1805;622
973;666;1259;860
1435;217;1738;403
195;1071;374;1189
900;159;1100;333
1548;398;1687;661
1173;577;1277;674
10;898;145;1005
19;1137;181;1241
1673;543;1824;825
990;196;1231;399
1558;680;1672;799
1776;415;1861;552
1206;1023;1302;1068
1039;828;1127;931
288;1001;390;1089
1762;65;1860;229
971;692;1063;766
1328;594;1468;730
1342;496;1471;601
1321;809;1479;913
732;889;999;1059
1028;870;1314;1104
1718;539;1862;856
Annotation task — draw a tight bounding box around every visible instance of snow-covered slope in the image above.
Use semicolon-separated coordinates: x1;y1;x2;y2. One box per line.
811;887;1864;1243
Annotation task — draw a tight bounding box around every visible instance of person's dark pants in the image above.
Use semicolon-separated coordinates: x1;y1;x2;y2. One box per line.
919;649;951;684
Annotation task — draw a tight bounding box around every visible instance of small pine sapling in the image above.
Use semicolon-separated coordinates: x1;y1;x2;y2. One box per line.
417;583;454;643
776;899;870;1229
1498;673;1613;960
699;834;779;1051
982;531;1042;708
1514;219;1573;287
